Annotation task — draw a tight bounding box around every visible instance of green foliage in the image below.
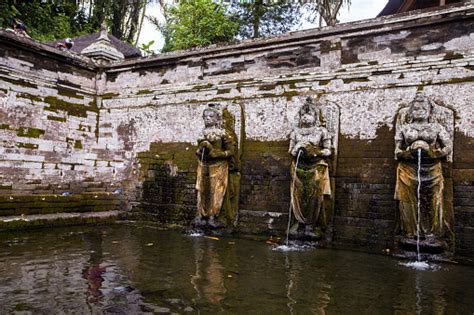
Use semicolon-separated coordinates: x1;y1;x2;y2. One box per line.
156;0;239;53
140;40;156;56
0;0;148;44
0;1;96;41
230;0;303;39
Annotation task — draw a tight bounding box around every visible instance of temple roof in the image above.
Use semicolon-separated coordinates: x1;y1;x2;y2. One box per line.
48;32;141;59
378;0;464;16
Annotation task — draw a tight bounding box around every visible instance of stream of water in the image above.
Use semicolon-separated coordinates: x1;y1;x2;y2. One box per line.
416;148;422;262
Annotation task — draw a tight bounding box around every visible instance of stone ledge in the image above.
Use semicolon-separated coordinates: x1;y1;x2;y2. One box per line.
0;210;120;230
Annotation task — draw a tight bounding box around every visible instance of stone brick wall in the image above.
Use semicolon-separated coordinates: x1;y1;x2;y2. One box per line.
99;5;474;256
1;4;473;256
0;31;124;217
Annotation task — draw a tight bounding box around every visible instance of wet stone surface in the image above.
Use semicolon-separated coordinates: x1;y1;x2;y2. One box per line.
0;223;473;314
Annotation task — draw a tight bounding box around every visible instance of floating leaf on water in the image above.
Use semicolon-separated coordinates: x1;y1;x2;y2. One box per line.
205;236;219;241
112;241;119;244
228;241;236;245
146;243;154;246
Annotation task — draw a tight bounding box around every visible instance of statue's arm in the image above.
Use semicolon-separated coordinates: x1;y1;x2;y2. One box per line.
394;124;407;160
208;134;234;159
289;131;297;155
435;127;452;158
196;137;212;157
320;129;332;157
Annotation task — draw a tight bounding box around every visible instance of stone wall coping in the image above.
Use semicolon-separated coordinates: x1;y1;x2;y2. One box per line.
0;29;97;71
106;2;474;72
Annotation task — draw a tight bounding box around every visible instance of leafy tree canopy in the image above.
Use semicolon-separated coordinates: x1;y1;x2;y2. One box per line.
155;0;239;53
0;0;148;44
0;1;94;41
230;0;302;39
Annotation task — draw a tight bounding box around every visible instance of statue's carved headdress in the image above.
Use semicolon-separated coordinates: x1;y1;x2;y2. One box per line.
405;92;435;124
297;97;324;127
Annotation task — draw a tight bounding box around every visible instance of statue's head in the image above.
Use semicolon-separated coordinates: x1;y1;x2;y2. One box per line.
298;97;320;128
203;104;222;128
407;93;432;123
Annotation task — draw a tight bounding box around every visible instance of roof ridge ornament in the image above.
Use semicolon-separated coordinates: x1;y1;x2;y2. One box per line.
81;23;124;64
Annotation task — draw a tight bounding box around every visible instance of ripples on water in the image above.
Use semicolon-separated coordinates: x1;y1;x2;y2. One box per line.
0;224;473;314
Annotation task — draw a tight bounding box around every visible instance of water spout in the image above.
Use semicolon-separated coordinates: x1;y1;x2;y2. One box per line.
200;147;205;165
286;150;302;246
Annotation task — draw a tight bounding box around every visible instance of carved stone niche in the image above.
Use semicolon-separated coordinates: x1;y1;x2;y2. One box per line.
288;96;340;242
393;93;455;258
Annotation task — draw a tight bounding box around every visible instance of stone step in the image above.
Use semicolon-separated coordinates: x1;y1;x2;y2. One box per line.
0;192;124;216
0;210;121;230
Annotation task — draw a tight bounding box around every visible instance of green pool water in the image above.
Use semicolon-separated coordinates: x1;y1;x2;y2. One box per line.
0;223;473;314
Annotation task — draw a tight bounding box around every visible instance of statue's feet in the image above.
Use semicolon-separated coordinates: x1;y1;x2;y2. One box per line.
191;216;206;227
208;216;225;229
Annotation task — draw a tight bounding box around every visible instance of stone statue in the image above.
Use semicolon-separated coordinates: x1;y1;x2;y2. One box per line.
288;97;333;239
193;104;239;229
394;92;454;249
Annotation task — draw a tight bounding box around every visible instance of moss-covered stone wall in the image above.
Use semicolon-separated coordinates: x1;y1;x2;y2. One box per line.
101;5;474;257
1;4;473;258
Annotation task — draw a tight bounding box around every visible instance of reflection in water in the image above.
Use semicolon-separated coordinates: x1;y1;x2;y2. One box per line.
82;231;105;305
191;240;227;309
0;225;473;314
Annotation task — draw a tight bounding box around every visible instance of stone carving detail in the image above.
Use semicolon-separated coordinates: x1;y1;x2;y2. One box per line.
193;104;240;229
288;97;339;240
394;92;455;251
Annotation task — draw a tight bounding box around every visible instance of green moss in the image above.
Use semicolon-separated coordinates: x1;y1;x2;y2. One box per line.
281;90;299;101
0;184;12;190
443;52;463;60
192;83;213;90
464;65;474;71
16;142;38;149
57;86;85;99
258;84;277;91
217;88;231;94
74;140;83;149
101;92;120;99
368;61;379;65
0;76;37;89
44;96;97;118
446;77;474;84
319;80;331;86
137;89;153;95
17;93;42;102
47;115;67;122
17;127;45;138
0;124;10;130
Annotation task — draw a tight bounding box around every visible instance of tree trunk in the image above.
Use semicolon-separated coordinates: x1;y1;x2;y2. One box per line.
253;0;263;38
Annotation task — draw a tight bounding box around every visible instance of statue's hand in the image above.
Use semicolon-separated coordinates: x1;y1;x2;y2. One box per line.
209;149;225;158
410;140;430;152
291;144;303;157
197;141;212;156
427;147;449;159
395;148;415;160
319;148;331;157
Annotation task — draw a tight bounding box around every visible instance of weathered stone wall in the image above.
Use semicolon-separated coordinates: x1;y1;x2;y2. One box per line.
101;4;474;255
0;4;473;256
0;32;124;222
